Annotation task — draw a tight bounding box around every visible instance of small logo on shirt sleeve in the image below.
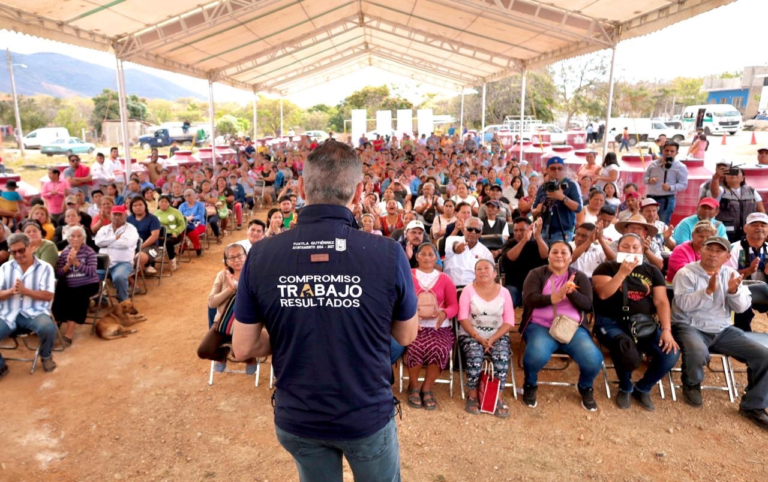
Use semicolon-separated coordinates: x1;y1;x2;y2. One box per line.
335;238;346;252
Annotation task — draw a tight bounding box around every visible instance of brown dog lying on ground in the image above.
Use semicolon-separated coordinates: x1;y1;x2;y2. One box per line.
94;300;147;340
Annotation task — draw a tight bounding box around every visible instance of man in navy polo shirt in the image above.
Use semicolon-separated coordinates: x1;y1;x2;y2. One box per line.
532;156;583;242
233;140;418;482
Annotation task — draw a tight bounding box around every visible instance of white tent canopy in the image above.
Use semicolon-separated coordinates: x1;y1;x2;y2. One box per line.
1;0;735;95
0;0;736;171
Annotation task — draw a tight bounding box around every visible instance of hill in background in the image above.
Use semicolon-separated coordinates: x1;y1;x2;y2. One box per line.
0;52;205;101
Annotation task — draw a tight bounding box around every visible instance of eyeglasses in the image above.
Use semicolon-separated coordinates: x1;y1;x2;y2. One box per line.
549;166;564;171
226;254;245;261
9;247;27;256
465;227;482;233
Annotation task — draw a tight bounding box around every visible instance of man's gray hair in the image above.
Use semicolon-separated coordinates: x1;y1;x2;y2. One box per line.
303;140;362;205
183;189;197;197
68;226;86;239
8;233;29;247
466;217;483;228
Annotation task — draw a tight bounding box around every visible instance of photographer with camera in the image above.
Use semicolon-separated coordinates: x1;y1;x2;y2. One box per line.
532;157;583;243
643;141;688;225
703;164;765;243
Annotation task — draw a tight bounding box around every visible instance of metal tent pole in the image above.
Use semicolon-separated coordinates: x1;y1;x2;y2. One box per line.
115;56;131;178
481;82;487;137
459;89;465;137
208;79;216;155
519;68;527;161
603;45;618;156
7;49;24;158
280;95;284;138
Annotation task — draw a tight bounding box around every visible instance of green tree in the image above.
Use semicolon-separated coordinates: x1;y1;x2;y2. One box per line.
215;114;240;136
553;54;609;127
0;96;51;133
90;89;149;135
54;105;88;139
146;99;176;124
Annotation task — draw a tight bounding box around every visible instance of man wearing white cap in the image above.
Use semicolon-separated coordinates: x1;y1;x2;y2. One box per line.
758;147;768;165
726;212;768;331
402;220;441;270
671;235;768;431
444;217;493;287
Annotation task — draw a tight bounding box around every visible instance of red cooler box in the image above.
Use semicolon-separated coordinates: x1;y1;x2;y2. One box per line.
531;130;550;144
214;145;238;164
567;131;587;150
171;150;202;171
522;148;546;172
197;148;221;165
742;165;768;200
674;158;712;225
551;145;574;156
619;154;652;197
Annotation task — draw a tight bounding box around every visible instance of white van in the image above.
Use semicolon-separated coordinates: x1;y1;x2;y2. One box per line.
682;105;742;136
23;127;70;149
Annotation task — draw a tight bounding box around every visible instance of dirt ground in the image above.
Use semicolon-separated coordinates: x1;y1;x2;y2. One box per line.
2;210;768;482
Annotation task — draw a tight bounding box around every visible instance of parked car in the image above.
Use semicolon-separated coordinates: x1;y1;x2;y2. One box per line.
23;127;69;149
40;137;95;156
303;130;329;142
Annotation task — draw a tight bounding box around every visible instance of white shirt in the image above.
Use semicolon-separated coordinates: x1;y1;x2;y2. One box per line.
0;258;55;330
95;222;140;266
602;224;621;244
570;241;606;277
237;239;253;253
444;236;494;287
414;195;444;210
450;195;479;209
91;160;116;186
377;200;402;213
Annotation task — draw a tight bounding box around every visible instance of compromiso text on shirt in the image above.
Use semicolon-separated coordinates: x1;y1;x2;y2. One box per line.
277;275;363;308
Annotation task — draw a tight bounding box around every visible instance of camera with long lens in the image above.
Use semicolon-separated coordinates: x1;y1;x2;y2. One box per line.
544;181;569;192
663;156;674;169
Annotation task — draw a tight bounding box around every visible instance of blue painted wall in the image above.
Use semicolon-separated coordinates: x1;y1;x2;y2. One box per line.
706;88;749;106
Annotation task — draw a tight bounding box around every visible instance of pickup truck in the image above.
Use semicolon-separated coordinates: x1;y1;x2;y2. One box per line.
138;127;206;149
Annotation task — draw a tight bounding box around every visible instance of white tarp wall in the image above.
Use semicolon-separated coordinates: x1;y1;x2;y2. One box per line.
351;109;367;146
417;109;433;139
376;110;392;137
397;109;413;139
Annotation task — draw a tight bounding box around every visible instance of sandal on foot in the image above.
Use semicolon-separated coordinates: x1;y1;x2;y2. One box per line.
421;391;437;411
495;400;510;419
464;397;480;415
406;389;422;409
62;336;73;346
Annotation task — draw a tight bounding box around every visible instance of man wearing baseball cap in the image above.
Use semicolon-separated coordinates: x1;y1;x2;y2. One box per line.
94;205;140;303
617;191;640;222
672;197;727;245
758;146;768;165
402;220;441;269
671;235;768;431
532;156;583;242
639;197;676;251
725;212;768;332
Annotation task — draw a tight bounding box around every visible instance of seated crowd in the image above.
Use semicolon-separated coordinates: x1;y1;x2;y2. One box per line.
5;133;768;433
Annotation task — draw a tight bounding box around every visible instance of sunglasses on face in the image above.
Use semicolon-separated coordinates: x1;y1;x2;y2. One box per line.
10;247;27;256
465;227;482;233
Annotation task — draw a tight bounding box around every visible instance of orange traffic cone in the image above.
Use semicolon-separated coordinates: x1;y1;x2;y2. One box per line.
751;131;757;145
721;132;727;145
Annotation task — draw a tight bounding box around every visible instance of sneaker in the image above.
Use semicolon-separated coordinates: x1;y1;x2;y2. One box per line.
42;357;56;373
145;266;157;275
579;386;598;412
245;363;259;375
682;383;703;408
0;364;8;380
523;383;538;408
632;389;655;412
196;249;203;257
616;390;631;410
170;259;178;271
214;361;227;373
738;408;768;431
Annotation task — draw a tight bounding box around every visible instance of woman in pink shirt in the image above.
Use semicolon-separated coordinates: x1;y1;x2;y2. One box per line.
404;244;459;410
457;259;515;418
520;241;602;411
666;220;716;282
40;168;70;222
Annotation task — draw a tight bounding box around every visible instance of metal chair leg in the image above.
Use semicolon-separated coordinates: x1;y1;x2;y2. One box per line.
208;361;215;386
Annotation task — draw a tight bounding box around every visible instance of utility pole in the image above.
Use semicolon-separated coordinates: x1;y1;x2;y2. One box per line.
7;49;25;158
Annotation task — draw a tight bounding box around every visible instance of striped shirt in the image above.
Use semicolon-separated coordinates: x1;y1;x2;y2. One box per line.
0;258;55;331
